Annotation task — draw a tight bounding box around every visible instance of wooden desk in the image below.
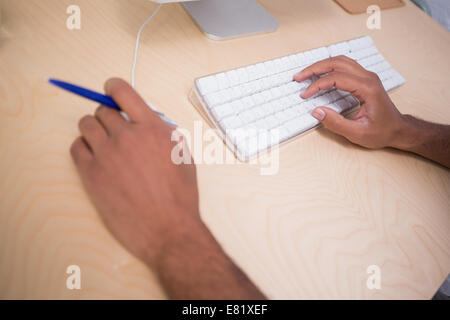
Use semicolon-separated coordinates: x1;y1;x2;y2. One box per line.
0;0;449;299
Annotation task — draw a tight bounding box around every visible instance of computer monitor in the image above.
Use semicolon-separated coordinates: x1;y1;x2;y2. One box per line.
150;0;279;40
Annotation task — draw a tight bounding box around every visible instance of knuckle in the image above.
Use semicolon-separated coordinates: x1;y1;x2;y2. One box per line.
329;56;338;68
95;106;112;121
368;71;380;82
95;106;106;117
340;55;355;63
329;56;346;71
78;115;95;130
332;55;348;65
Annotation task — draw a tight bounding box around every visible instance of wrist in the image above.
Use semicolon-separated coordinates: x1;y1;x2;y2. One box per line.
389;114;421;151
149;214;212;269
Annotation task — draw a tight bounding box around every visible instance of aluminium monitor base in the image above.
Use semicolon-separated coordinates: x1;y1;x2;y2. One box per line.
182;0;279;41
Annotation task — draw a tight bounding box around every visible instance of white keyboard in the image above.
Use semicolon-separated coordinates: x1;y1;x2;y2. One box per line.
192;36;405;162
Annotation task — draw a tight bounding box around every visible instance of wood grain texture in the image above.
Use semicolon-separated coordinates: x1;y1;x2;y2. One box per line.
0;0;449;299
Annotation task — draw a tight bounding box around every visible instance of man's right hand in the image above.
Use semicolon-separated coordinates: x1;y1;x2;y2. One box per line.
295;56;450;168
294;55;405;149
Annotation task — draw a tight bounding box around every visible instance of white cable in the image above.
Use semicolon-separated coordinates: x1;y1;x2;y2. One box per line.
129;4;177;126
131;4;163;88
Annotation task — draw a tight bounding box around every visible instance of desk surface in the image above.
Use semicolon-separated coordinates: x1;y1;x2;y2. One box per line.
1;0;449;299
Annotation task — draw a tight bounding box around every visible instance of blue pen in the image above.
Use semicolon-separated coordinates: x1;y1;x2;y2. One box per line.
48;79;177;126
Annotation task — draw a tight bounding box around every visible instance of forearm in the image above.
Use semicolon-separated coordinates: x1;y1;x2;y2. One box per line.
153;219;266;300
392;115;450;168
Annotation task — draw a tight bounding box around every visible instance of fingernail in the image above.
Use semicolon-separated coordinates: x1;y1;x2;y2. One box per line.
312;108;326;121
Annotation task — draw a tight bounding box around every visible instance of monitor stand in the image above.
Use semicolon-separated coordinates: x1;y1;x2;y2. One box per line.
182;0;279;40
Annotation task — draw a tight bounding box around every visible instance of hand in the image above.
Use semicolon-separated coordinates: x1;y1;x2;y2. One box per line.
70;78;201;267
294;55;405;149
71;79;266;299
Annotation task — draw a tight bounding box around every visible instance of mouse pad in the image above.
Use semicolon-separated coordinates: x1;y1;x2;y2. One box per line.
334;0;405;14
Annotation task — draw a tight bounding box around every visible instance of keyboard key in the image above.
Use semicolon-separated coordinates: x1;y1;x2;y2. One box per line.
237;136;259;159
252;92;265;106
260;103;273;117
227;128;250;146
302;100;315;111
220;116;243;130
241;96;255;108
285;118;300;133
252;118;266;130
230;99;246;113
236;67;249;83
336;89;351;97
348;36;373;52
204;91;225;107
334;98;351;112
269;99;282;113
216;72;230;90
328;44;338;57
277;126;291;141
284;107;297;119
239;109;257;124
329;90;341;102
265;115;279;129
246;65;259;81
345;95;359;107
354;46;379;60
315;95;329;106
263;60;277;75
274;110;290;123
316;47;330;59
288;93;303;106
212;103;236;120
197;75;218;95
301;114;320;130
273;58;283;71
304;50;314;64
254;63;266;78
280;57;292;71
226;70;240;87
286;54;299;69
295;52;307;66
293;103;308;116
336;42;351;56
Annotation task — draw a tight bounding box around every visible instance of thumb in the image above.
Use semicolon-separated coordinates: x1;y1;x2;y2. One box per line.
311;107;362;139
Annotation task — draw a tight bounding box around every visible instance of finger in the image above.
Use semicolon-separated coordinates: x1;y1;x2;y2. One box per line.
95;105;127;136
70;136;93;168
311;107;363;140
294;56;366;82
78;115;108;152
104;78;158;123
301;71;367;100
